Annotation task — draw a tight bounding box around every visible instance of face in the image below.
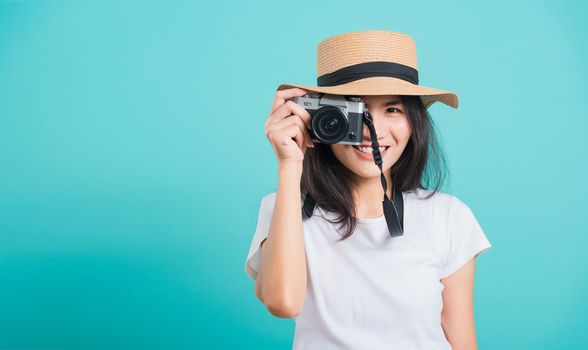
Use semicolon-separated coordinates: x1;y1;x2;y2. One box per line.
331;95;412;180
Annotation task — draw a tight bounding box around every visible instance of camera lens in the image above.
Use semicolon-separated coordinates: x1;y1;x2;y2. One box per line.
312;106;348;144
322;118;339;133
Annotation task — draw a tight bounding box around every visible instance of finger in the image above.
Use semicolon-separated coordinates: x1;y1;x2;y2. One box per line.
282;114;314;148
267;119;302;148
279;123;304;151
291;123;305;151
270;88;308;115
265;113;299;137
269;88;308;115
266;112;315;150
268;101;312;129
306;129;315;148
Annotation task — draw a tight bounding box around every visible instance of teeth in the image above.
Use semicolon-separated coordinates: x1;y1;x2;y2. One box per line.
354;146;387;153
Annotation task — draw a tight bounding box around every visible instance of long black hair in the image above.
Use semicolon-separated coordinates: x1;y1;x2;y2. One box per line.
300;95;449;240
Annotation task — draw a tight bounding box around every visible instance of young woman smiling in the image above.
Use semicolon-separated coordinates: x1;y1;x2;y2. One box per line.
245;31;492;350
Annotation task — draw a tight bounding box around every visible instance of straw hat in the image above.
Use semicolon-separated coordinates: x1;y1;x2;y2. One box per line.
277;30;458;109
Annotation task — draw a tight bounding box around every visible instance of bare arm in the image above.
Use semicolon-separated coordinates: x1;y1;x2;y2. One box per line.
440;257;478;350
252;88;312;318
254;162;307;318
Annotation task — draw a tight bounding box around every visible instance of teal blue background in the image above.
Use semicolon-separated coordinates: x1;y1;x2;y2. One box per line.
0;0;586;348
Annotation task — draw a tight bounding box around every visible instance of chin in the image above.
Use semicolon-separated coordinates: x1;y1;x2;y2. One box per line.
348;164;385;179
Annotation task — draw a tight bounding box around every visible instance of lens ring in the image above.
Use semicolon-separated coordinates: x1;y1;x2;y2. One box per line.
311;106;348;144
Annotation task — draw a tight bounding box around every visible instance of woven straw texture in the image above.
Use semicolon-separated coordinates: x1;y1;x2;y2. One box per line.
277;30;459;109
317;31;418;76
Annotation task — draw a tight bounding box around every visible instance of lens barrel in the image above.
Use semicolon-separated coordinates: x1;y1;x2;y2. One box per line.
311;106;348;144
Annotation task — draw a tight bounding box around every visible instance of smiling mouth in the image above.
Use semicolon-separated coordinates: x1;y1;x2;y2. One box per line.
351;145;390;160
352;145;389;153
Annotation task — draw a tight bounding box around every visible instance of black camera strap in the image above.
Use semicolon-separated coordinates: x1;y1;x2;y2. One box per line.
362;109;404;237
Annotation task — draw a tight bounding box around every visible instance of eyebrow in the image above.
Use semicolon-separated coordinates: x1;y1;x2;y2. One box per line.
364;99;402;107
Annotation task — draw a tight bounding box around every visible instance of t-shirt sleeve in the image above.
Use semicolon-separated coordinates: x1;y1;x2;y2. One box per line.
440;195;492;279
244;192;277;281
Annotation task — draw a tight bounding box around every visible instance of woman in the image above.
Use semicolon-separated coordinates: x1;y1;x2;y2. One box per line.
245;31;492;350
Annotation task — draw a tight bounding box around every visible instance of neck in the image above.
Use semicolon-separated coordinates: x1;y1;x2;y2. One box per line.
352;170;394;218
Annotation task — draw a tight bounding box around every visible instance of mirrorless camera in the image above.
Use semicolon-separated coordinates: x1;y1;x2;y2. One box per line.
291;93;365;145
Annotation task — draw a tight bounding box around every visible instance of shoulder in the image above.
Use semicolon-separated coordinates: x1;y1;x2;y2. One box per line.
261;192;277;204
258;191;306;208
256;192;277;213
406;188;477;221
406;187;454;209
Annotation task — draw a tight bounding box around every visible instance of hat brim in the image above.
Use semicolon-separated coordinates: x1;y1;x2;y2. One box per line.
277;76;458;109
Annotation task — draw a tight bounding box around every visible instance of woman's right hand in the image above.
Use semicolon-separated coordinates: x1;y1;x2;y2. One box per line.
264;88;314;164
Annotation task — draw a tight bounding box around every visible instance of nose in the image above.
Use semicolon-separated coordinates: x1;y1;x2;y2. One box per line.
362;130;385;144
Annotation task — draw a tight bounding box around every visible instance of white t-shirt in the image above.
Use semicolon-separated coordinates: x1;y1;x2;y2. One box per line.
245;188;492;350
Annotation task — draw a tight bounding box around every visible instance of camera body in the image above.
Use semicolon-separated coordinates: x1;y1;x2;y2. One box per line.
292;93;365;145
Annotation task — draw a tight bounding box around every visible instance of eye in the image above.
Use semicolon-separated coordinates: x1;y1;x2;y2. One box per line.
386;107;403;114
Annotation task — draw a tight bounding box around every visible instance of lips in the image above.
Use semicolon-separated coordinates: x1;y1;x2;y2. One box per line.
352;145;389;160
357;144;388;148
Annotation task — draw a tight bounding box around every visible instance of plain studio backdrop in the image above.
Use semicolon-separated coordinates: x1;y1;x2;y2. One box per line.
0;0;586;349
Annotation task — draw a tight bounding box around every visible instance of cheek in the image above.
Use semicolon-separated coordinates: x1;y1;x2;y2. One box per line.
390;118;412;142
331;144;362;169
